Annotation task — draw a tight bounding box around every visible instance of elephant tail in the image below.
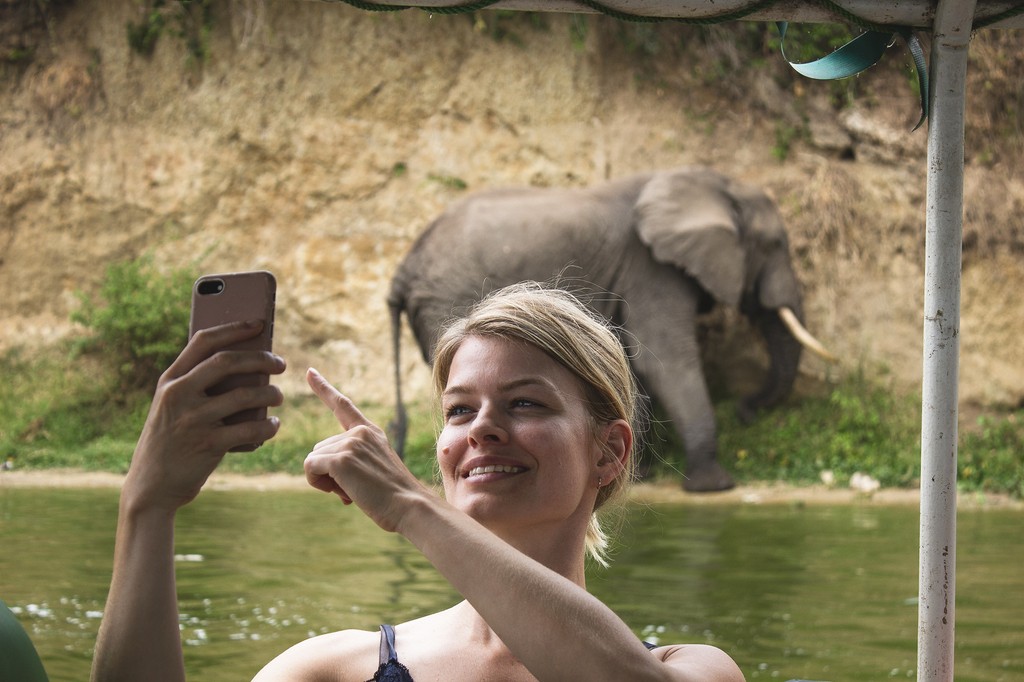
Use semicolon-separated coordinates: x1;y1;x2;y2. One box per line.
386;286;409;458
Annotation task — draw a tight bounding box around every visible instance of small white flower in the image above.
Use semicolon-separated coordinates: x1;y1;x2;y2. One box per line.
174;554;205;563
850;472;881;493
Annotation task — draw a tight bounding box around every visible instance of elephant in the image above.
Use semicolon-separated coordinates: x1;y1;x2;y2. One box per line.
386;166;833;492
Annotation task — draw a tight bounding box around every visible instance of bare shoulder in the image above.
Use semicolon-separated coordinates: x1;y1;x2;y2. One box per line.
251;627;381;682
653;643;746;682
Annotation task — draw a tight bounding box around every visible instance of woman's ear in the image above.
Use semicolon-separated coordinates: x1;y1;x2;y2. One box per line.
596;420;632;483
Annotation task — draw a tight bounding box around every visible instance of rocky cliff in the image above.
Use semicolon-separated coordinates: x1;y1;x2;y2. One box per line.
2;0;1022;411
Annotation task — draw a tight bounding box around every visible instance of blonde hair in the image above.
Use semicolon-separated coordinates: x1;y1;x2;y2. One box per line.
431;282;644;566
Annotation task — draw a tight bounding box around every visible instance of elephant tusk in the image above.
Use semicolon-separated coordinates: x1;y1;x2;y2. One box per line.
778;307;838;363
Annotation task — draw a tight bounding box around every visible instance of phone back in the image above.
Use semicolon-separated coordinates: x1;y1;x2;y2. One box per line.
189;271;276;344
189;271;277;450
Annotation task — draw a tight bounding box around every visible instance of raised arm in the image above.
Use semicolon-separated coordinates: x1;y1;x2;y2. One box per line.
91;321;285;682
397;496;744;682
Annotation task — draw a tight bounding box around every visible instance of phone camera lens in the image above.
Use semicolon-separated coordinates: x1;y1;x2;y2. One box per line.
198;279;225;296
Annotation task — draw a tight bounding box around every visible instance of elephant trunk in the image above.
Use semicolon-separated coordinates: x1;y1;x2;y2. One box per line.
736;246;834;422
736;301;805;424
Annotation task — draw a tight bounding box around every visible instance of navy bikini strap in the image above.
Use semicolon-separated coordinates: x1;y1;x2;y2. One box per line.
371;625;414;682
378;624;399;665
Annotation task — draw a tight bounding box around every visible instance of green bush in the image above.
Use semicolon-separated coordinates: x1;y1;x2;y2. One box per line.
959;413;1024;497
126;1;167;56
0;344;144;472
126;0;213;63
644;370;924;489
721;373;922;488
71;256;196;394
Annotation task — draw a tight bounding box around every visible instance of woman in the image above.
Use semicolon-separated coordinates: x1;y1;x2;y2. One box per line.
91;282;744;682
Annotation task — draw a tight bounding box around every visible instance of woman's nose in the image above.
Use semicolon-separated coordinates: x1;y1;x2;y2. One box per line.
467;404;508;446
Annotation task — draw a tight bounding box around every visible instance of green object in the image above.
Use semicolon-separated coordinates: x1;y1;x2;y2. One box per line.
0;599;50;682
776;21;929;130
777;21;892;80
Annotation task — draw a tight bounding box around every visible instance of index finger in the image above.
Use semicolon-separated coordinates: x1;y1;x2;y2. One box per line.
306;367;370;430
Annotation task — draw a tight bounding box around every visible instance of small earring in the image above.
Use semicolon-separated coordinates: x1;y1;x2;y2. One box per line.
596;476;603;489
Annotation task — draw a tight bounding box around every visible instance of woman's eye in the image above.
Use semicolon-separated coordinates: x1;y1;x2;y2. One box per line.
445;405;472;420
511;398;540;409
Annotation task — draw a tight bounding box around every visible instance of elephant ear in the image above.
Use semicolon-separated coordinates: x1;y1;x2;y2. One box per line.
634;170;746;307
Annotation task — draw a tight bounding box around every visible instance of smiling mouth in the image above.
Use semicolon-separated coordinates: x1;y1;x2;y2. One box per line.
465;465;526;478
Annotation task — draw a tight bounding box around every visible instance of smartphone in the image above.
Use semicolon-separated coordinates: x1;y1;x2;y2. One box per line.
189;270;277;451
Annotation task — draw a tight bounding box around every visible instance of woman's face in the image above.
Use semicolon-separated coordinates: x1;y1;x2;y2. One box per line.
436;335;604;534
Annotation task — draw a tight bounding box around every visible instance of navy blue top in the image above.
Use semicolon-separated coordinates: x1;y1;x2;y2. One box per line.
369;624;658;681
369;625;414;682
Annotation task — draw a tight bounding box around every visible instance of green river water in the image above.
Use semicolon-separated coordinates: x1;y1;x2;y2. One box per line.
1;486;1021;681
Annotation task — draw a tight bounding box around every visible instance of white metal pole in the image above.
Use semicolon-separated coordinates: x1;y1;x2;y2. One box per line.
918;1;976;680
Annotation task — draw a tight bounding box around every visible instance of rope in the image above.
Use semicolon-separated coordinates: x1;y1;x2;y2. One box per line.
329;0;408;11
326;0;937;126
807;0;894;33
572;0;782;25
329;0;787;24
974;2;1024;29
329;0;1024;31
327;0;502;14
328;0;890;30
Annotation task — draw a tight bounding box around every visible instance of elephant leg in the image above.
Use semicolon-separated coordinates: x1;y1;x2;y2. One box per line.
634;337;735;493
619;275;735;493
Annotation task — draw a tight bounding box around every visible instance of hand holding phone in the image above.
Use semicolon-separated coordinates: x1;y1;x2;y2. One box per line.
189;271;277;451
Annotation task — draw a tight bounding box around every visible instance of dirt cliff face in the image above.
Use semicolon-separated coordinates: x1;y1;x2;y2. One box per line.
1;1;1022;411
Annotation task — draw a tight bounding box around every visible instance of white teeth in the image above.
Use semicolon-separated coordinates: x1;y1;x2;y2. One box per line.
466;465;524;477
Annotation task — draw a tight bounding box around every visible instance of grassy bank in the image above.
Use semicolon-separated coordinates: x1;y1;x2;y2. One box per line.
2;342;1021;498
1;257;1019;495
